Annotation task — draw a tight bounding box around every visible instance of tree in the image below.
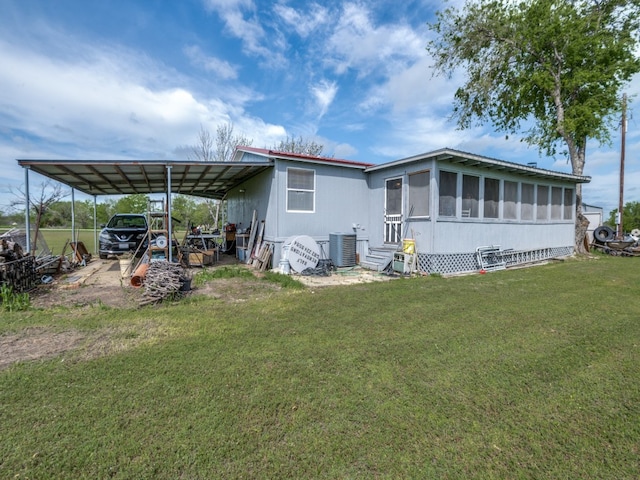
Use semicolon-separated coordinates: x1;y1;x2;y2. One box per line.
607;201;640;232
189;123;253;162
427;0;640;252
9;180;69;251
171;194;198;226
272;135;325;156
113;194;149;214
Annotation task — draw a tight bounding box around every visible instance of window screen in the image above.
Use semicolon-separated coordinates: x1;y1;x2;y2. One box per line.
438;171;457;216
462;175;479;218
551;187;562;219
563;188;574;220
537;185;549;221
408;170;430;217
484;178;499;219
504;181;518;219
521;183;534;220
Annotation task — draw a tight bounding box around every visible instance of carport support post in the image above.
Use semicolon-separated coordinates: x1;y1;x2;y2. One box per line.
71;188;76;245
166;165;173;262
24;166;31;253
93;196;98;254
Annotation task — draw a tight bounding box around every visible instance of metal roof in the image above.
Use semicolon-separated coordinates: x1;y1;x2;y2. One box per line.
364;148;591;183
233;146;374;168
16;159;273;200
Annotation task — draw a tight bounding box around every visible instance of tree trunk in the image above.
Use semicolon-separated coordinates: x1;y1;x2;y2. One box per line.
574;181;589;254
565;139;588;254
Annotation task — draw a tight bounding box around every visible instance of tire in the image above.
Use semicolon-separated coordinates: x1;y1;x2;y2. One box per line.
99;253;108;260
593;226;615;243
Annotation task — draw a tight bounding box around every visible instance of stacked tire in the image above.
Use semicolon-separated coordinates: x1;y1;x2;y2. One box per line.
593;226;615;243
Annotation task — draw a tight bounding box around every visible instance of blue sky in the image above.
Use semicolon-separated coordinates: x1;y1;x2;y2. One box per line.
0;0;638;216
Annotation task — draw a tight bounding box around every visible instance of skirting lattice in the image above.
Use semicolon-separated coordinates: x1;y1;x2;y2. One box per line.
417;246;574;275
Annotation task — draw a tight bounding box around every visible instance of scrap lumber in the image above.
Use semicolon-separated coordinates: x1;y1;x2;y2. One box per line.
245;210;258;260
138;261;189;306
259;244;273;271
248;220;264;264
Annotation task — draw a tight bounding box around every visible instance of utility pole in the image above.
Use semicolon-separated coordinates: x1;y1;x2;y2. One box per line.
617;93;627;239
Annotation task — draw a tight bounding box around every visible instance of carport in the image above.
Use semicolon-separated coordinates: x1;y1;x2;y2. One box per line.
17;158;273;260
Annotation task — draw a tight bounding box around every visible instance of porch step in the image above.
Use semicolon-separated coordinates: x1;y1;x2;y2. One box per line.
360;245;399;272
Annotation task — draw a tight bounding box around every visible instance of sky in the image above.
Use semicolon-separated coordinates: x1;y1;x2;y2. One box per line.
0;0;638;217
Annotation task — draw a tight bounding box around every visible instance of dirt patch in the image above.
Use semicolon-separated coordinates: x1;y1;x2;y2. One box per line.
6;255;396;370
0;328;86;370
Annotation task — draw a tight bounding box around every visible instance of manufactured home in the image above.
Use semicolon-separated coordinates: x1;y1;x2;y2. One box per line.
225;147;590;275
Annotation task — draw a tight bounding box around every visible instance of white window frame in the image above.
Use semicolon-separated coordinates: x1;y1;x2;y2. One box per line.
286;167;315;213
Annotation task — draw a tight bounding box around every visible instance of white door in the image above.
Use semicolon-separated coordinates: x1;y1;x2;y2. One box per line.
384;177;402;243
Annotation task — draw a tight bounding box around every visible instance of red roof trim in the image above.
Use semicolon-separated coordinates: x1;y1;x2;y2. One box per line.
236;146;374;168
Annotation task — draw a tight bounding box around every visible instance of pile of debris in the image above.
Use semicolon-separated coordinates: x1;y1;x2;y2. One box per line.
591;226;640;257
1;228;94;292
137;261;191;306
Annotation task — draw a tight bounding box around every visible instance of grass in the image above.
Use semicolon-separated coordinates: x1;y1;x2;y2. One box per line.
194;265;306;290
1;255;640;478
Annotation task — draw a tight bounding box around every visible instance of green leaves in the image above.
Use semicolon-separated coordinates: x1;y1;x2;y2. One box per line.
427;0;640;171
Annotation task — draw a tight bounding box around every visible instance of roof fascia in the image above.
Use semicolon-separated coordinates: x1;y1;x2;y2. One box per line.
364;148;590;184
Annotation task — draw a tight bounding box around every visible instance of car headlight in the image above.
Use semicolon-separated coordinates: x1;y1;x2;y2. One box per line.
99;231;113;242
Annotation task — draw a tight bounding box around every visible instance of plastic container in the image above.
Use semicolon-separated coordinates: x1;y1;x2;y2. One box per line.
402;239;416;254
119;258;132;278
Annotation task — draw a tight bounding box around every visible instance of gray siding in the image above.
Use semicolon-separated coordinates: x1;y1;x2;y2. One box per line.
273;160;370;240
367;158;577;255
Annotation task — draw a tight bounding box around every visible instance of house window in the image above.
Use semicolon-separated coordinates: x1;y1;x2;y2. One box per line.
484;177;500;219
287;167;315;212
408;170;430;217
504;181;518;219
563;188;574;220
551;187;562;220
439;171;457;216
537;185;549;221
521;183;534;220
462;175;479;217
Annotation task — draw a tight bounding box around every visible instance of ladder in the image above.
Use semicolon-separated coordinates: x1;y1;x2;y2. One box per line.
148;199;169;262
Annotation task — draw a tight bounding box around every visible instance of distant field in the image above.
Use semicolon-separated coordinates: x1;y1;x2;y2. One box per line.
0;227;94;256
35;227;188;255
38;228;96;256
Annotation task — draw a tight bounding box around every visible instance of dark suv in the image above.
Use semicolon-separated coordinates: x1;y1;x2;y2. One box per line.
99;214;148;259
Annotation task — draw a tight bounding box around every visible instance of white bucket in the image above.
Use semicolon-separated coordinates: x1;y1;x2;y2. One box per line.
119;258;132;278
279;244;291;274
279;258;291;274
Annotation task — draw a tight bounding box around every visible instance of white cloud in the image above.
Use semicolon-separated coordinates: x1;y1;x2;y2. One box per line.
311;80;338;118
333;142;358;158
184;45;238;80
201;0;286;67
0;26;283;170
273;2;329;38
326;3;425;77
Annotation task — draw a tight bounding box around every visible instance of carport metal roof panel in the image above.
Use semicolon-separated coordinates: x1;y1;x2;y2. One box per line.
16;159;274;199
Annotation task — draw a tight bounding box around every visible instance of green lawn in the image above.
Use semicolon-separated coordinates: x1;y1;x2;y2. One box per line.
1;255;639;478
